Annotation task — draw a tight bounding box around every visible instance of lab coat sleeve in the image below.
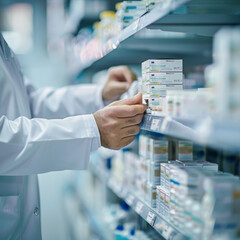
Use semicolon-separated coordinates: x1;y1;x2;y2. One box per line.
0;114;101;176
25;81;104;118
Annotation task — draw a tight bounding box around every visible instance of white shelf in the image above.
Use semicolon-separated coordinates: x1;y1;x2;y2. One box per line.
141;114;240;151
68;0;189;74
68;0;240;74
90;165;189;240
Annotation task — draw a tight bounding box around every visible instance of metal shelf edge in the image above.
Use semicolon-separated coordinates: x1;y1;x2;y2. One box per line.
140;114;240;151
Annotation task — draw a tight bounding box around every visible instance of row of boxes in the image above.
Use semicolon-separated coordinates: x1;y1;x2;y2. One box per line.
139;135;194;162
154;161;240;239
113;133;240;239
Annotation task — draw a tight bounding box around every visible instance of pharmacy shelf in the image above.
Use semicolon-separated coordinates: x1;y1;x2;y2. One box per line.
83;35;212;72
149;0;240;36
149;13;240;37
140;114;240;151
68;0;240;74
90;165;189;240
68;0;189;75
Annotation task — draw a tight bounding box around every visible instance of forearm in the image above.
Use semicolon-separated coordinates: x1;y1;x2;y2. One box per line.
27;84;104;119
0;114;100;175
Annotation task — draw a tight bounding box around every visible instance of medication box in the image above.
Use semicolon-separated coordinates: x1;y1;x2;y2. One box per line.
139;135;150;159
150;84;183;97
147;183;157;208
143;72;183;85
149;97;165;112
149;138;168;161
142;59;183;73
177;140;193;161
148;161;161;185
159;186;166;216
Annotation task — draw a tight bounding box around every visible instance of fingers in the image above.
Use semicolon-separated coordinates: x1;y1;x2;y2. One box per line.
111;93;144;106
110;104;146;117
94;106;142;150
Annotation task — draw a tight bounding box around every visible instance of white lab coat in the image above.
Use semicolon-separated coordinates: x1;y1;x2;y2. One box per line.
0;34;103;239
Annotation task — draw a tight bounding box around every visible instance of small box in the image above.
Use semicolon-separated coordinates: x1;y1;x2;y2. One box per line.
149;97;165;112
149;161;161;185
143;72;183;85
147;182;157;208
139;135;150;159
149;84;183;97
177;140;193;161
159;186;166;215
156;185;161;212
142;59;183;73
150;138;168;161
164;190;170;219
165;164;171;191
160;163;166;188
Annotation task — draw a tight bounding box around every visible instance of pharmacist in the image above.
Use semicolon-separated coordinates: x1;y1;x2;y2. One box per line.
0;33;146;239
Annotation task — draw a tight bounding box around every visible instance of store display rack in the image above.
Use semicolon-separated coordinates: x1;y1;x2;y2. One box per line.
69;0;189;74
141;114;240;152
80;35;212;72
149;12;240;37
69;0;240;74
90;165;189;240
71;0;240;238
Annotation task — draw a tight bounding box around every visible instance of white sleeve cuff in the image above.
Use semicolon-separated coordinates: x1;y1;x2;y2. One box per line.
88;114;101;149
95;85;105;110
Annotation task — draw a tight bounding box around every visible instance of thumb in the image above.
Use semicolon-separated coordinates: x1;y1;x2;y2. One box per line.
111;93;143;106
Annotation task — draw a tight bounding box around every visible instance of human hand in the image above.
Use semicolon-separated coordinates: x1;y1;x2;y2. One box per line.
94;93;146;150
102;66;137;101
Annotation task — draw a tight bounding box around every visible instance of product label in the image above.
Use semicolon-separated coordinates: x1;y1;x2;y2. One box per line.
146;212;156;226
150;119;161;131
149;85;183;97
144;72;183;84
135;201;144;214
150;97;165;112
142;59;183;73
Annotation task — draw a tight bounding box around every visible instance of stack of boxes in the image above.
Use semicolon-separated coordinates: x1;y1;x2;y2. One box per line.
157;160;219;222
141;59;183;114
112;133;240;239
169;166;240;239
138;135;196;209
139;135;169;208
